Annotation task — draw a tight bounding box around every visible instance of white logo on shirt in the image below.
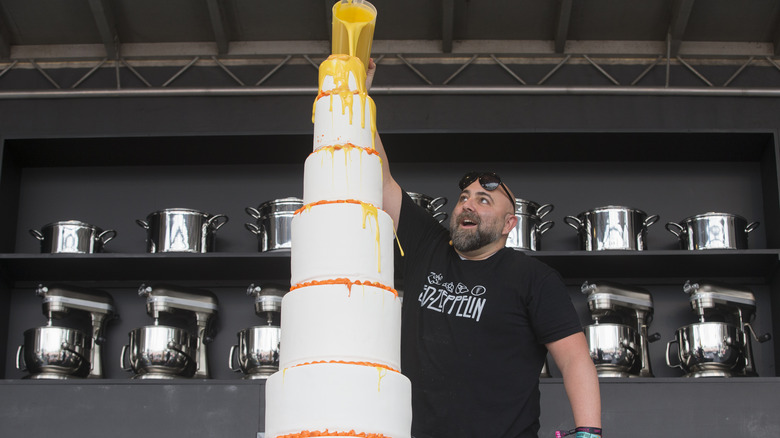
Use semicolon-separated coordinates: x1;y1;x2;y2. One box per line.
419;272;487;322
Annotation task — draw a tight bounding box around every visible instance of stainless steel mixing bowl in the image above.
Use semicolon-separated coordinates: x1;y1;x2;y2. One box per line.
17;326;91;378
584;323;639;375
121;325;197;378
229;326;281;379
666;322;742;376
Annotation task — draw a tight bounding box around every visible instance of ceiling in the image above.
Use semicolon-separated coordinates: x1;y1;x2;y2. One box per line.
1;0;779;60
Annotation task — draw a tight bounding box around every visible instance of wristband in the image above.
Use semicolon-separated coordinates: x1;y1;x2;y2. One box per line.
555;426;602;438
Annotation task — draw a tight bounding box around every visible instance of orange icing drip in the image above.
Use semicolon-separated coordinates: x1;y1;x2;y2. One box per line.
309;144;379;158
291;360;400;374
290;278;398;298
312;54;377;151
275;430;389;438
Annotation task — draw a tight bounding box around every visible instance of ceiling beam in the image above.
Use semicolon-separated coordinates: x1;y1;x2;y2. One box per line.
206;0;230;55
554;0;573;53
442;0;454;53
668;0;695;57
88;0;119;59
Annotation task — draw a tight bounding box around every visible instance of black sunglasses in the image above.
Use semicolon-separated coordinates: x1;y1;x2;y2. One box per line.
458;171;514;204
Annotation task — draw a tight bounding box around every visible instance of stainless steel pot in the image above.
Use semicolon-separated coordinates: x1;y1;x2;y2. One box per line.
565;206;659;251
514;199;553;218
229;326;281;379
120;325;197;378
408;192;448;223
506;213;554;251
17;326;91;379
665;212;759;250
245;197;302;251
666;322;742;376
584;323;639;375
30;220;116;254
136;208;228;253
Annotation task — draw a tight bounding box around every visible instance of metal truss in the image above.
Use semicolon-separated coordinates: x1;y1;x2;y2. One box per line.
2;50;780;99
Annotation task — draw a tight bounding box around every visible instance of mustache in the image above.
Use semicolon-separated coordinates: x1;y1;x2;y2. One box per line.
455;211;480;225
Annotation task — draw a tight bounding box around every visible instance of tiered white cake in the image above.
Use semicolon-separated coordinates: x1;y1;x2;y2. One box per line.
264;54;412;438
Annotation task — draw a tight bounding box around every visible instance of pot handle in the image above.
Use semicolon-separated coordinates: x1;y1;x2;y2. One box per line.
120;344;132;372
665;222;685;238
228;344;241;372
536;203;554;219
245;207;262;220
563;215;582;231
245;222;263;235
643;214;660;228
135;219;149;230
207;214;229;231
16;345;27;371
429;196;448;212
745;221;760;234
538;220;555;235
97;229;117;245
665;339;682;370
432;211;448;223
29;229;44;241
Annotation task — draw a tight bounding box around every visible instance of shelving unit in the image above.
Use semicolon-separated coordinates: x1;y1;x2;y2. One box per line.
1;92;780;437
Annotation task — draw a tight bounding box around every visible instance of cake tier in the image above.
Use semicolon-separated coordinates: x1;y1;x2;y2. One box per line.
279;281;401;371
313;93;375;151
318;54;366;95
265;363;412;438
290;201;394;287
303;145;383;208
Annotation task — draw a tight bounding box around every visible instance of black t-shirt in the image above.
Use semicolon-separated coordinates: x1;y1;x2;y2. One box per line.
396;191;583;438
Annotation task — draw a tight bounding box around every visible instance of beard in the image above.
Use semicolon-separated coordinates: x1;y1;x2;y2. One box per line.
449;211;503;252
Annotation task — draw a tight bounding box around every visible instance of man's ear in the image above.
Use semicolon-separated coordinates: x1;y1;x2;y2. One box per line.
503;213;518;236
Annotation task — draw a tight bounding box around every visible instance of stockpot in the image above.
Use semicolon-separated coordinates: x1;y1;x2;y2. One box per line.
506;213;554;251
665;212;759;250
136;208;228;253
507;199;554;251
408;192;448;223
666;322;742;376
584;323;639;375
245;197;303;251
17;326;91;378
120;325;197;378
30;220;116;254
565;206;659;251
229;326;281;379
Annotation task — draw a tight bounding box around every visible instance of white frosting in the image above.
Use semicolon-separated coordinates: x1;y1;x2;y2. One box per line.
313;93;374;151
265;363;412;438
303;146;383;208
279;283;401;371
290;202;394;287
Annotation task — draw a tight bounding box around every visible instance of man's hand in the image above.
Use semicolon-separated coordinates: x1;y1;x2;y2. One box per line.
366;58;376;90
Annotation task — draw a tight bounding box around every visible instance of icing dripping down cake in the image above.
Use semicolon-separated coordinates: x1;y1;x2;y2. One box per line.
264;52;412;438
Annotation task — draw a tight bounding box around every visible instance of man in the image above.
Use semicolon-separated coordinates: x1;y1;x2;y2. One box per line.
367;61;602;438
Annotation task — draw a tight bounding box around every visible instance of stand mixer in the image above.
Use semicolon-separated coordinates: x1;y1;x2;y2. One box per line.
17;284;117;379
229;283;285;379
582;281;659;377
122;284;218;379
669;280;771;377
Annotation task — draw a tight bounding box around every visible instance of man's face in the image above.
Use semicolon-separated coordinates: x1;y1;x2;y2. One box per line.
449;180;515;253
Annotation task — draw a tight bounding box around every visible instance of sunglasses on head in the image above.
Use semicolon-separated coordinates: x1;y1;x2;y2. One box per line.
458;171;514;204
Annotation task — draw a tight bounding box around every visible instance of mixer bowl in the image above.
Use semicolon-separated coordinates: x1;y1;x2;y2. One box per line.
667;322;742;376
17;326;91;378
121;325;197;378
584;323;639;375
229;326;281;379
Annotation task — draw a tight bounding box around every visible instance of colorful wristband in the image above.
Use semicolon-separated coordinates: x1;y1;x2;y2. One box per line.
555;426;602;438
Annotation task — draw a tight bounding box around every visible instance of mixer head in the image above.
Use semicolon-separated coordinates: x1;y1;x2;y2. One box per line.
36;283;117;322
683;280;756;322
138;283;218;323
247;283;286;325
581;281;654;322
